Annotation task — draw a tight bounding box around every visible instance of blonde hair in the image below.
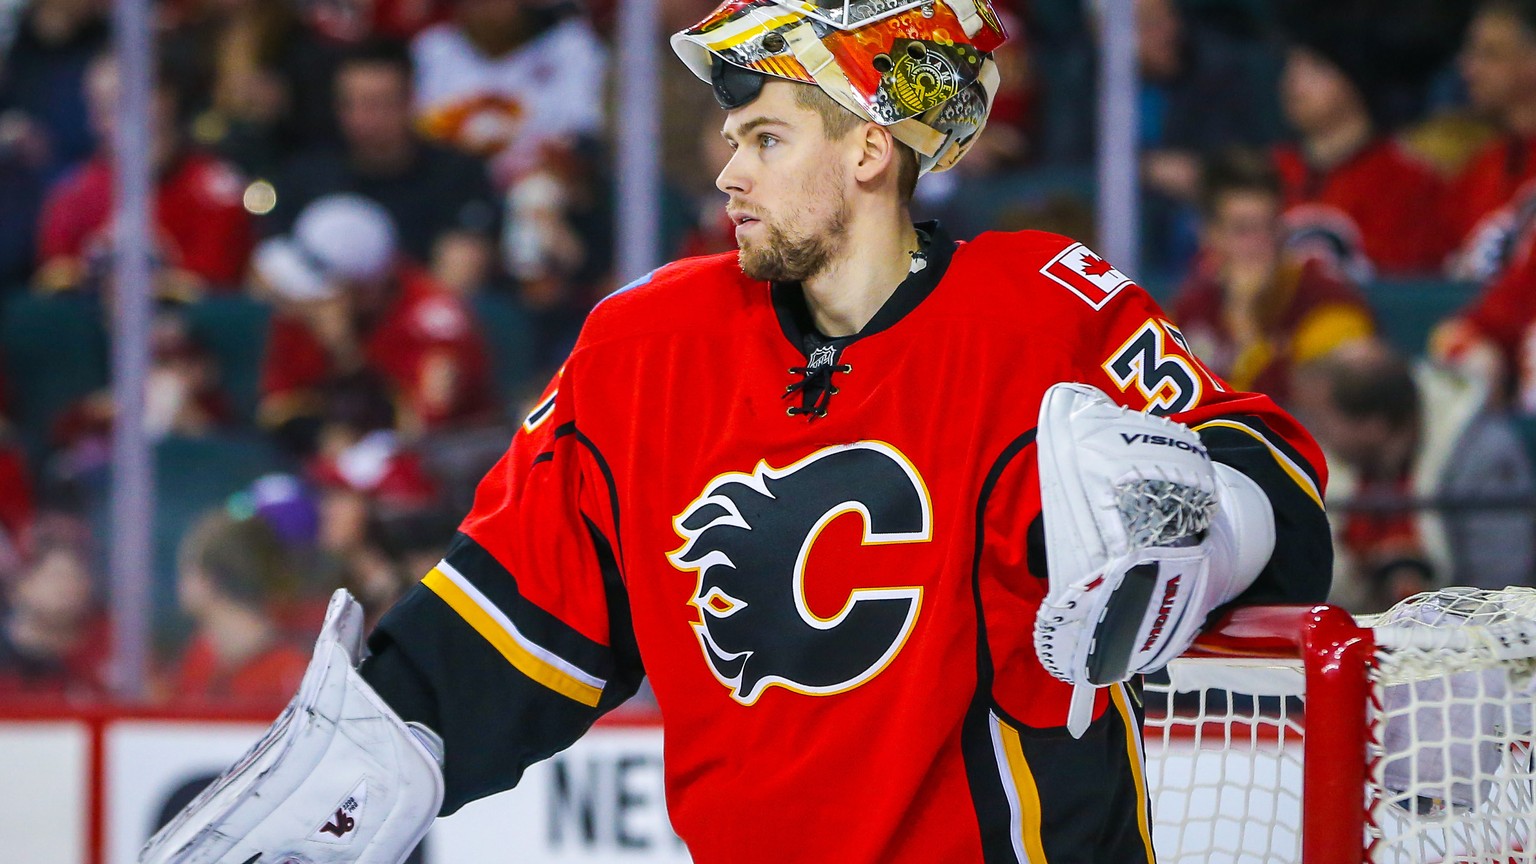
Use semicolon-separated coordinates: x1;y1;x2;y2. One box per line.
793;84;919;202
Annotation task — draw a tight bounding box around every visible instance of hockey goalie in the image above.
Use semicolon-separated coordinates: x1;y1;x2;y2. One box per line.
139;0;1334;861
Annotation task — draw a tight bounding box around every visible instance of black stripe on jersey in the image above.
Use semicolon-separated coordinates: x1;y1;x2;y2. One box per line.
530;423;627;576
963;429;1037;864
1005;684;1155;863
1197;415;1333;607
583;514;645;713
442;532;614;683
1218;412;1323;492
524;391;558;428
364;586;627;814
574;428;627;576
529;421;576;465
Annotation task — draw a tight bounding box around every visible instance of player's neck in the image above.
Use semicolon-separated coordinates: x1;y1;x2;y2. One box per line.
801;208;919;338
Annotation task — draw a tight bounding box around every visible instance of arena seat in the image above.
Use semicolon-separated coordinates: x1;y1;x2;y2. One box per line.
1360;278;1478;355
0;292;109;461
182;295;271;425
471;291;537;409
88;433;294;645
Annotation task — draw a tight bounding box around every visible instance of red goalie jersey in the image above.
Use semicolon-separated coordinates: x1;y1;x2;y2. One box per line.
364;225;1331;863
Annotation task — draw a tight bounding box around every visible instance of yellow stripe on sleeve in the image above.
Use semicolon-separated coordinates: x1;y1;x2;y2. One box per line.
423;568;604;708
995;717;1050;864
1194;419;1325;510
1110;686;1156;861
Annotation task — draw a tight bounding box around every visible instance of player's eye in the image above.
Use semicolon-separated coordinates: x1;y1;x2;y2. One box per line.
758;133;778;149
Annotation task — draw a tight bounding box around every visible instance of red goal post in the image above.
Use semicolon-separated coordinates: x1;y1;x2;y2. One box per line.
1146;590;1536;864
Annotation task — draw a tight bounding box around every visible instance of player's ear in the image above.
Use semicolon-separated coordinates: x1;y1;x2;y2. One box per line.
853;122;898;187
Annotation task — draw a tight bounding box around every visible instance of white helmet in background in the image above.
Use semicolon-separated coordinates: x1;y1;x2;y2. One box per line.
671;0;1008;176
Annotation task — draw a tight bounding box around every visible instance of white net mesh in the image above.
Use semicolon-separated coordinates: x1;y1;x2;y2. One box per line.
1367;588;1536;863
1146;658;1307;863
1145;588;1536;864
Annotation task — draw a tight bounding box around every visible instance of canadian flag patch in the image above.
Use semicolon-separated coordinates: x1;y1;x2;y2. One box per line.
1040;243;1135;309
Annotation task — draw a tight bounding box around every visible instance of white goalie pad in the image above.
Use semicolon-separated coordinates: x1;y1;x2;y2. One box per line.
1033;383;1243;736
140;590;445;864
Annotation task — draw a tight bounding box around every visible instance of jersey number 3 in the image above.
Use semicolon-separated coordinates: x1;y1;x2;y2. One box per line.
1102;320;1212;416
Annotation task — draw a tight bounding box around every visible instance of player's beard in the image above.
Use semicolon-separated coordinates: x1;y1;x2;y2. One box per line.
737;186;850;284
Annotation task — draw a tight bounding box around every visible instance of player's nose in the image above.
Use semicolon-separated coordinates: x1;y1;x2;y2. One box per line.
716;149;749;196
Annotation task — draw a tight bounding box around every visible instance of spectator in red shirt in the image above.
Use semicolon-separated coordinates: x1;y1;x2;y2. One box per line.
1274;26;1453;277
1432;219;1536;412
0;361;34;567
254;194;492;453
306;371;440;556
304;372;445;631
1173;150;1376;406
168;509;309;710
1448;0;1536;279
33;52;254;296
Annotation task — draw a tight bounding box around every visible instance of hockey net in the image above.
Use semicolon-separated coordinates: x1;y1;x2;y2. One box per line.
1144;587;1536;864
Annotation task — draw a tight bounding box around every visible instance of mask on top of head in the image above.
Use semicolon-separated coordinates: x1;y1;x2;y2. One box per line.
671;0;1008;176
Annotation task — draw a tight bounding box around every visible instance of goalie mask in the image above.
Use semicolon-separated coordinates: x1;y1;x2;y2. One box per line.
671;0;1007;176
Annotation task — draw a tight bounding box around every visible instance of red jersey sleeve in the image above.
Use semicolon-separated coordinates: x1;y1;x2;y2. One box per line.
363;359;643;813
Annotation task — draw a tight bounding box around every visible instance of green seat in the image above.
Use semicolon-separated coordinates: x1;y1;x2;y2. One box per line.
91;433;294;646
472;292;536;412
182;295;272;425
1361;278;1480;356
0;293;109;462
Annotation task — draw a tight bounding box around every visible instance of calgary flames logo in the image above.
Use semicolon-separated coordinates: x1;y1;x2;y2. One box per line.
669;442;931;705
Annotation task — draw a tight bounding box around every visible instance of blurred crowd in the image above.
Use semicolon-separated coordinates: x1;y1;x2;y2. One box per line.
3;0;1536;707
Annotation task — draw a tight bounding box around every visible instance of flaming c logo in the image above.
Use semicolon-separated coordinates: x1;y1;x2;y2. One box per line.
669;442;932;705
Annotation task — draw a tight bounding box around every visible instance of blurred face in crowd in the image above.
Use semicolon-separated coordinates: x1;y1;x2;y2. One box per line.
1460;9;1536;117
1304;384;1416;480
1135;0;1183;80
1282;48;1365;136
33;0;105;32
7;549;94;658
716;81;857;283
1291;339;1420;481
1312;406;1398;474
336;62;416;168
178;562;216;619
319;489;371;553
85;56;179;169
1203;188;1284;277
455;0;530;55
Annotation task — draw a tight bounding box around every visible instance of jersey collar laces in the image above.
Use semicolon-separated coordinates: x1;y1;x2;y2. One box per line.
670;0;1008;176
783;350;852;418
